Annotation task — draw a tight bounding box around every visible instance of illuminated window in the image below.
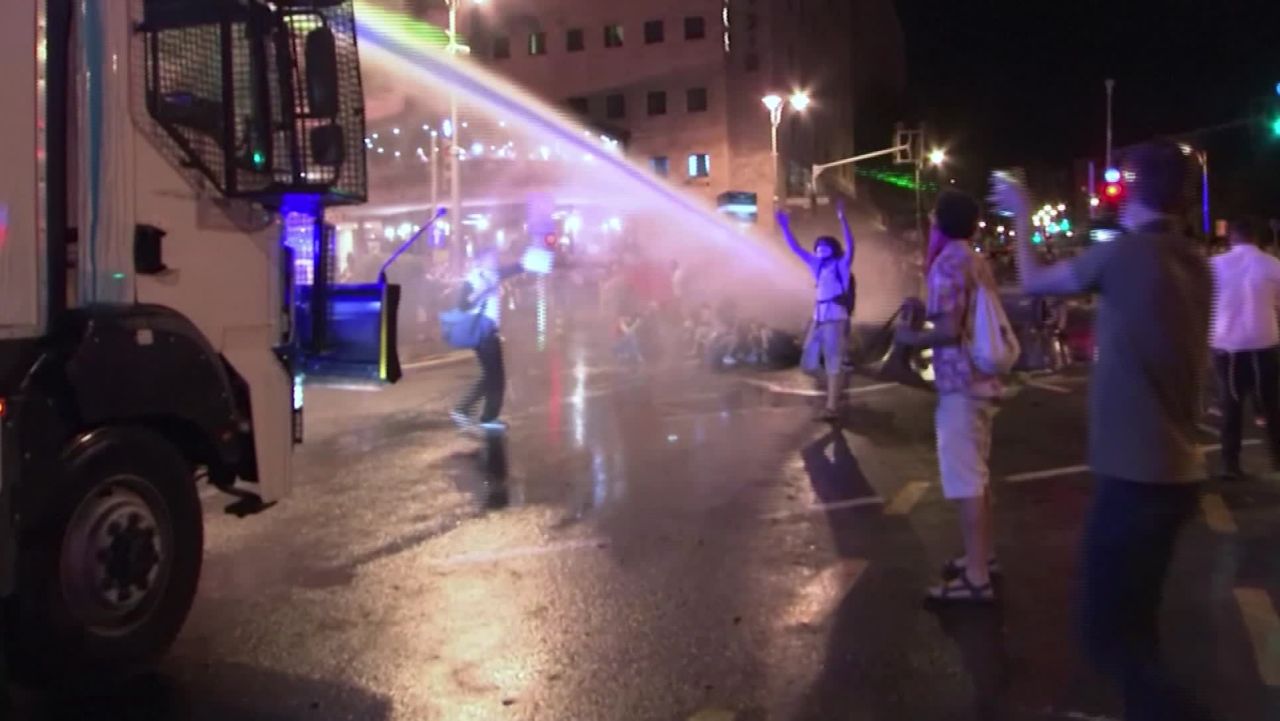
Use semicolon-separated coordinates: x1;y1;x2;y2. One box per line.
528;32;547;56
492;36;510;59
606;93;626;119
688;153;711;178
652;156;670;176
685;16;706;40
644;20;664;44
687;87;708;113
647;91;667;116
604;24;624;48
567;28;585;52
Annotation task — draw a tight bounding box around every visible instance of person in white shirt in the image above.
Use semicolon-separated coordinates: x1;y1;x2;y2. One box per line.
1210;217;1280;479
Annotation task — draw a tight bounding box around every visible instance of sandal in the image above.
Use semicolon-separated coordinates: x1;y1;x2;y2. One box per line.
926;572;996;604
940;556;1002;581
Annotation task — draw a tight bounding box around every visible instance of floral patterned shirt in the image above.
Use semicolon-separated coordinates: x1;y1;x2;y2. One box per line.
927;241;1002;397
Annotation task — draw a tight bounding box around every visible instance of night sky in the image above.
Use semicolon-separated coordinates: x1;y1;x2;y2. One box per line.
893;0;1280;214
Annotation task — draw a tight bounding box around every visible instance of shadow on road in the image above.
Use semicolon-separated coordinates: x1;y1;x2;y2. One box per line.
10;662;393;721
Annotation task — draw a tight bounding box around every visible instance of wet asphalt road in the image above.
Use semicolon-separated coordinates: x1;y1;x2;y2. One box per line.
12;320;1280;721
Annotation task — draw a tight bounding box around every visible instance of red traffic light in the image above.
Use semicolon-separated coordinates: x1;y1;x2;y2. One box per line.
1103;182;1123;200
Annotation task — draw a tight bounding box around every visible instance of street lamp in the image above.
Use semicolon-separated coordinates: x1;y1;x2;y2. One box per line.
927;148;947;166
763;91;811;203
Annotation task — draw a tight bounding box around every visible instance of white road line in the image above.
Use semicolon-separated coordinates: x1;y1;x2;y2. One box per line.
1197;423;1220;437
1005;464;1091;483
404;351;472;371
429;537;607;568
1233;587;1280;687
884;481;929;515
1005;440;1262;483
740;378;899;398
762;495;884;521
1025;379;1071;394
1200;493;1237;534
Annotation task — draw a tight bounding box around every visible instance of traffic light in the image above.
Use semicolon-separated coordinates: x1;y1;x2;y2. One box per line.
1271;115;1280;139
1103;182;1123;200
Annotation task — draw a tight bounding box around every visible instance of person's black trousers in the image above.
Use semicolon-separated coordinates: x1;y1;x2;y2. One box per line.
1080;476;1210;721
457;332;506;422
1213;346;1280;472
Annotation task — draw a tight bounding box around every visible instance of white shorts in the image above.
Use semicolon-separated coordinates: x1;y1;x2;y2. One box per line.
935;393;999;500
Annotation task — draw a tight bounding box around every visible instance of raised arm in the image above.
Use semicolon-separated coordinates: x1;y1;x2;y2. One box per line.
776;210;815;265
837;199;856;267
990;173;1087;296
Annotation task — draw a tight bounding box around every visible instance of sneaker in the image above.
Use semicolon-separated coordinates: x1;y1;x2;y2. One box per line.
478;419;509;432
449;409;474;430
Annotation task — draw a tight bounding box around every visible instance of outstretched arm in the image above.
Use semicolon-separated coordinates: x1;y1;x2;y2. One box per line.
990;173;1087;296
776;210;815;265
837;199;855;267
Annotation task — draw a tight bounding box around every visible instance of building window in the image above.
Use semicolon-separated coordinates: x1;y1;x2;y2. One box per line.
606;93;626;119
647;91;667;116
745;53;759;72
644;20;665;44
567;28;585;52
567;97;589;115
688;153;711;178
687;87;708;113
528;32;547;56
604;24;624;48
685;16;706;40
651;156;670;177
492;36;511;60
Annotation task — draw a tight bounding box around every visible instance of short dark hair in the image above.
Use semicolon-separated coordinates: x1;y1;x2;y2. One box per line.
1230;217;1263;244
934;190;980;240
1120;140;1190;214
814;235;844;259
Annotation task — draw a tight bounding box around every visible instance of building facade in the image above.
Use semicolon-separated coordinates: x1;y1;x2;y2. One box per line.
406;0;858;218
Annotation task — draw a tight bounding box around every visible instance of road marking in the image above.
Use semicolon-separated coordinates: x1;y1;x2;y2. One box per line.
1200;493;1237;534
404;351;472;371
1005;464;1091;483
1197;423;1220;437
1005;440;1263;483
429;537;607;568
763;496;884;521
1233;587;1280;687
740;378;898;398
1025;379;1071;394
781;559;869;627
884;481;929;515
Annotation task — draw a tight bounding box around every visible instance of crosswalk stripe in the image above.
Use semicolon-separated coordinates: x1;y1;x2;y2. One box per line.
885;481;929;515
1200;493;1238;534
1233;587;1280;687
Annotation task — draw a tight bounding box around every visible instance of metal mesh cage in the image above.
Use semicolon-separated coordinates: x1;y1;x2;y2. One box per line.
141;0;367;208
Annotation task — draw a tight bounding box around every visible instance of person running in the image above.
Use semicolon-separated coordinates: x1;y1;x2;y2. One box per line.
451;247;553;432
894;190;1001;603
1210;217;1280;480
777;200;857;421
994;141;1215;721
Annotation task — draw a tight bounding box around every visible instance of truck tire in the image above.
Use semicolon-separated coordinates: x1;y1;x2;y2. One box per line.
8;427;203;681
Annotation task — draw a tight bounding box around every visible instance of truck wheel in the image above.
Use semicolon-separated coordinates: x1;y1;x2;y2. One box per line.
9;427;203;681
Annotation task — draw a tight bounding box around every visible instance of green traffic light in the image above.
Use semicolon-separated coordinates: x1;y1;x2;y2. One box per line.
1272;116;1280;138
252;150;266;168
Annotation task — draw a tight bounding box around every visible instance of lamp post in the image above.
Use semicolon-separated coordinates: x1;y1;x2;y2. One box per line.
762;91;810;208
445;0;478;270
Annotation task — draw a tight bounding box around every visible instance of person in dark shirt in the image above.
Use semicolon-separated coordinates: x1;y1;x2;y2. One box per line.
994;140;1214;721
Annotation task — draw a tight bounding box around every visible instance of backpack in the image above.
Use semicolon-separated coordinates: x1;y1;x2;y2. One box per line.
438;276;497;349
967;281;1020;375
816;260;855;314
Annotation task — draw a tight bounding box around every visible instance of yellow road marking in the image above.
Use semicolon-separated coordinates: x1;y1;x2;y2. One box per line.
1200;493;1237;534
885;481;929;515
1233;587;1280;687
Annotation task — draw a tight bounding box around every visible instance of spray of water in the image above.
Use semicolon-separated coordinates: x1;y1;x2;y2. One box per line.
345;1;912;341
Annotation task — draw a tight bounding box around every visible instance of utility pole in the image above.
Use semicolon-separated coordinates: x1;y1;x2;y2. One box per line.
1105;78;1115;170
447;0;463;271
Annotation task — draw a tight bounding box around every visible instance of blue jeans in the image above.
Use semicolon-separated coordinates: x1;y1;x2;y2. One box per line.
1080;476;1210;721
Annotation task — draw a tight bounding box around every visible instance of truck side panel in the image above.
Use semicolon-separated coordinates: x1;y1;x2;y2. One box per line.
0;1;43;334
